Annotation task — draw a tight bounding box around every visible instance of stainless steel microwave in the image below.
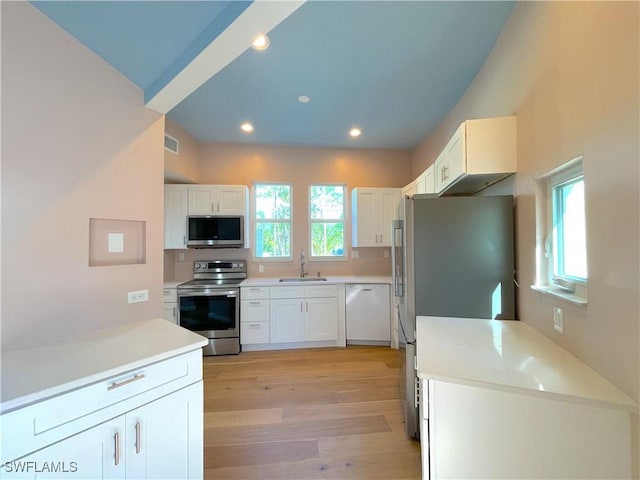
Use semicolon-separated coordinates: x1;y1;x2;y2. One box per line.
187;216;244;248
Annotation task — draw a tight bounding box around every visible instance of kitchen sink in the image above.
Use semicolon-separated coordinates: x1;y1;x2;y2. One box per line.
279;277;327;282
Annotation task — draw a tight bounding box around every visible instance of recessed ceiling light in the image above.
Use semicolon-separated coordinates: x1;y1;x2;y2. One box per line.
349;127;362;138
251;34;270;51
298;95;310;103
240;122;254;133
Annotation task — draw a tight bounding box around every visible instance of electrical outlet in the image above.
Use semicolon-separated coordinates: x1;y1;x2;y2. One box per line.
384;249;389;258
351;250;360;259
128;290;149;304
259;264;264;273
177;252;185;262
553;306;564;334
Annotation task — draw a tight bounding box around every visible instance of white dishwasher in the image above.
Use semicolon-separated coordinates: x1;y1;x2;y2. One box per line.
345;284;391;345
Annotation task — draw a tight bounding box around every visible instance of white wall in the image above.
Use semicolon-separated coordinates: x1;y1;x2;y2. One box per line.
1;3;165;349
413;2;639;404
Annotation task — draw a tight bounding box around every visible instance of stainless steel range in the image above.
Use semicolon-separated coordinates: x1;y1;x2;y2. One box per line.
177;260;246;355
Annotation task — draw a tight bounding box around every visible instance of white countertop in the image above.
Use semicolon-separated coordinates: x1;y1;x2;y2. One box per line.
163;281;183;289
416;316;637;412
240;275;392;287
0;318;207;413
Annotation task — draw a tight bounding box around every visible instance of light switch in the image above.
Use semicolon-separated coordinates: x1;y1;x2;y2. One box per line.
108;233;124;253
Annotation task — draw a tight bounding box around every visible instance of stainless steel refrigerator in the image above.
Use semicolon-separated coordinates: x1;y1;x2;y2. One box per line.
392;194;516;439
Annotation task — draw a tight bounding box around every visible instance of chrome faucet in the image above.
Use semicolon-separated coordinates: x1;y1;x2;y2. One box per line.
300;250;308;277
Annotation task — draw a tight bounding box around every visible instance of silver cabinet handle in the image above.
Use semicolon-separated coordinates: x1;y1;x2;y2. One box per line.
306;302;309;313
114;432;120;465
249;301;260;305
249;323;260;327
172;306;176;317
217;202;220;213
211;202;215;212
183;235;186;246
108;373;145;391
300;302;303;312
135;421;141;454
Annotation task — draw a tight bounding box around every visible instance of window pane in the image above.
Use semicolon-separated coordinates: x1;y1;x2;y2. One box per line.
256;184;290;219
256;222;291;257
310;185;344;220
311;222;344;257
553;177;587;279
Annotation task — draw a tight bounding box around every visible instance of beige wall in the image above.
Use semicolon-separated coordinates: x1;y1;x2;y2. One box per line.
165;143;412;280
1;3;165;349
414;2;639;405
164;119;201;184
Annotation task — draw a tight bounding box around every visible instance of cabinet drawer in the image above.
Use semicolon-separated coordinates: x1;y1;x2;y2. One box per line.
241;299;270;322
241;286;270;299
2;350;202;463
241;321;270;344
270;286;305;299
305;284;338;298
163;288;177;302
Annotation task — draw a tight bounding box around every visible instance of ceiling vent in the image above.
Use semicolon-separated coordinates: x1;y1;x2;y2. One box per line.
164;134;179;155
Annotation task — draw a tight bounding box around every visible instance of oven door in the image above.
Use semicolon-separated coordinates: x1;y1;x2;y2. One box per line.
177;288;239;339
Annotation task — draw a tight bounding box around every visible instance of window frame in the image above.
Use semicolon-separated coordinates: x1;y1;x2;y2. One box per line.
533;156;588;305
252;182;293;262
308;184;348;261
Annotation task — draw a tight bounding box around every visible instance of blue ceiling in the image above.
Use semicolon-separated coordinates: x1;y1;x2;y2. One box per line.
31;1;515;150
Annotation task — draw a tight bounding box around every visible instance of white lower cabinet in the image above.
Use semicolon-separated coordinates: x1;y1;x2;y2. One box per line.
305;297;339;341
163;288;178;324
420;378;633;480
2;345;204;480
7;417;125;479
270;298;306;343
240;288;270;345
270;285;338;344
9;384;201;480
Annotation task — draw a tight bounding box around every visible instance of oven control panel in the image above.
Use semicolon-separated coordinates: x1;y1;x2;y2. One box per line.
194;261;246;273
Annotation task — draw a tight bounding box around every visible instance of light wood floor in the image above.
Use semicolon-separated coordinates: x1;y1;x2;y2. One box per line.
203;346;422;479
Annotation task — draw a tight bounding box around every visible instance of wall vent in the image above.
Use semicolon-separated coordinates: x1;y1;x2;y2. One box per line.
164;134;179;155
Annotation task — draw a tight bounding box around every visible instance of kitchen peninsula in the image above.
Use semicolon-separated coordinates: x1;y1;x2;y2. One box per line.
415;316;638;479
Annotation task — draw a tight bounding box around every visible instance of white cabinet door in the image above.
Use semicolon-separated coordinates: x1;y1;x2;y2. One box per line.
241;299;270;345
380;189;401;245
415;174;427;194
187;185;247;216
125;382;202;480
164;185;188;249
163;303;177;324
352;188;401;247
352;188;378;247
424;165;435;194
187;186;216;215
305;297;338;341
7;417;125;480
241;322;270;344
270;299;305;343
445;124;466;188
216;185;246;215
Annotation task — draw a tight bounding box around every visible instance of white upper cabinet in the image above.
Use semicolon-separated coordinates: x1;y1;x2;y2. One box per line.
352;187;402;247
415;165;435;194
187;185;248;216
402;181;416;198
435;116;516;195
164;185;188;249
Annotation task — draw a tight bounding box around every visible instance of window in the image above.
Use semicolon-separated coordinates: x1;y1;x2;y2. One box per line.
534;156;588;304
309;185;346;259
254;183;291;259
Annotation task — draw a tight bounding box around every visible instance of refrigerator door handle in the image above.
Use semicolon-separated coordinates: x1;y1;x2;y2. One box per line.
391;220;404;297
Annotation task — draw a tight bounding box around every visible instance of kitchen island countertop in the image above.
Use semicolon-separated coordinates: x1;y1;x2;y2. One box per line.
1;318;207;413
416;316;637;412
